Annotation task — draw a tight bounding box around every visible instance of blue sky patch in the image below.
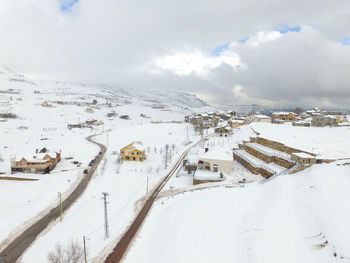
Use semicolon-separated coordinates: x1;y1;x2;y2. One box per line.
340;37;350;45
238;37;250;43
60;0;79;11
211;43;230;56
278;25;301;34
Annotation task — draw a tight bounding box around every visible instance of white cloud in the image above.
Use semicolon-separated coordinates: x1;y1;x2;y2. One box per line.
0;1;350;107
152;50;242;77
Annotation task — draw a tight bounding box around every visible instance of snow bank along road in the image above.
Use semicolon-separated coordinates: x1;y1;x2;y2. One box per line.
0;134;107;263
104;137;207;263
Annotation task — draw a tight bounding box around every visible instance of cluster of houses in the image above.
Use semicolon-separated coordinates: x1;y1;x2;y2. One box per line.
292;108;349;127
186;111;248;134
67;119;104;129
188;107;349;131
184;132;327;185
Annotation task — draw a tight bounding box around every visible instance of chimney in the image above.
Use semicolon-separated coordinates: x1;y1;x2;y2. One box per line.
36;149;38;153
205;147;209;153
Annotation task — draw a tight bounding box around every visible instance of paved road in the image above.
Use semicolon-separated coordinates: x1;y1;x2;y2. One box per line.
0;134;106;263
105;137;206;263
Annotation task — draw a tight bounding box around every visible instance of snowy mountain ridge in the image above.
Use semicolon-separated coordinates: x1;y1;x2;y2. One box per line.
0;66;209;110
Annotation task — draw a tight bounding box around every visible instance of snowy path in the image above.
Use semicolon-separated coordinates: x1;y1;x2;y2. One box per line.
104;136;207;263
0;134;106;263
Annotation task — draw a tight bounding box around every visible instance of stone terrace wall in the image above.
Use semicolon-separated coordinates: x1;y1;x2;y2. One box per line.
244;144;294;169
244;145;273;163
255;137;316;156
273;157;294;169
233;153;273;179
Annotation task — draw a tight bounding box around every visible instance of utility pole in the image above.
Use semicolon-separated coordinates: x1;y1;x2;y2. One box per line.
102;192;109;239
83;235;87;263
186;125;189;145
58;192;62;222
165;144;169;169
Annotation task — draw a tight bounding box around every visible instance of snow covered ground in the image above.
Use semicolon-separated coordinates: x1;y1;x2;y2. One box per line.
251;122;350;160
2;66;350;263
0;67;209;261
124;161;350;263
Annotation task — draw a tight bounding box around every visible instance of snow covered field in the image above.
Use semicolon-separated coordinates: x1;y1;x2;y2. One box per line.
252;122;350;160
0;67;208;261
1;66;350;263
124;161;350;263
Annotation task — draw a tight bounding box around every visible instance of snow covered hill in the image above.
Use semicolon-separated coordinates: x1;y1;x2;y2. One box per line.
1;66;350;263
0;66;210;262
124;161;350;263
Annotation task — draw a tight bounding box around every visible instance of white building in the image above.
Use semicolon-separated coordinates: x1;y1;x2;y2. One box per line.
248;114;271;123
197;149;233;174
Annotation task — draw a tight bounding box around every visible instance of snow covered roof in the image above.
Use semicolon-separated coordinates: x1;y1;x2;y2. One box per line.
324;115;337;119
254;114;271;119
122;142;145;152
194;170;226;181
272;112;297;115
198;148;233;161
16;152;57;162
231;120;245;124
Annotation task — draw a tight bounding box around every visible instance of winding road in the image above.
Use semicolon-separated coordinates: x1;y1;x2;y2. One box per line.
104;137;206;263
0;134;106;263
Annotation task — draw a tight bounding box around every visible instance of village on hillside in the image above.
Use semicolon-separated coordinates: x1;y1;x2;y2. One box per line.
156;107;349;188
1;69;350;263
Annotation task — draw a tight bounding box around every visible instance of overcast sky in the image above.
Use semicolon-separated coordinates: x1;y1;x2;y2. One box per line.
0;0;349;108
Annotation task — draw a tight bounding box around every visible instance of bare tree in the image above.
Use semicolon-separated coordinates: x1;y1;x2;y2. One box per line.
48;240;85;263
293;107;303;115
164;144;169;169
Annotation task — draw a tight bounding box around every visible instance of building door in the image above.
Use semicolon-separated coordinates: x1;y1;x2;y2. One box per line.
133;157;136;160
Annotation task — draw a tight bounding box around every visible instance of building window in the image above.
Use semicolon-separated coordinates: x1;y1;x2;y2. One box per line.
121;151;124;154
132;152;134;155
137;152;139;155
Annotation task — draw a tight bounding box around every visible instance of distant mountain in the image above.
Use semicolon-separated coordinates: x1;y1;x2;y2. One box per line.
0;66;208;110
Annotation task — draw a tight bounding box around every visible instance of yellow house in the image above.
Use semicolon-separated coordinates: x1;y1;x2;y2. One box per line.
272;112;297;121
120;142;146;161
336;116;346;123
230;119;247;128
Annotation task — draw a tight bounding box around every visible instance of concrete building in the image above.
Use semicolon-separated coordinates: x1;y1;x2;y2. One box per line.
197;149;233;174
311;115;338;127
271;112;297;121
248;114;271;123
214;126;232;137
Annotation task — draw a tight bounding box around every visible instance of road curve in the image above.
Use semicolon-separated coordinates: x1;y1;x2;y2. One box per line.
0;134;106;263
104;137;206;263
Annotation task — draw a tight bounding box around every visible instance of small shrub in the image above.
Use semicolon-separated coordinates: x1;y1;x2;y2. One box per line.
47;240;85;263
